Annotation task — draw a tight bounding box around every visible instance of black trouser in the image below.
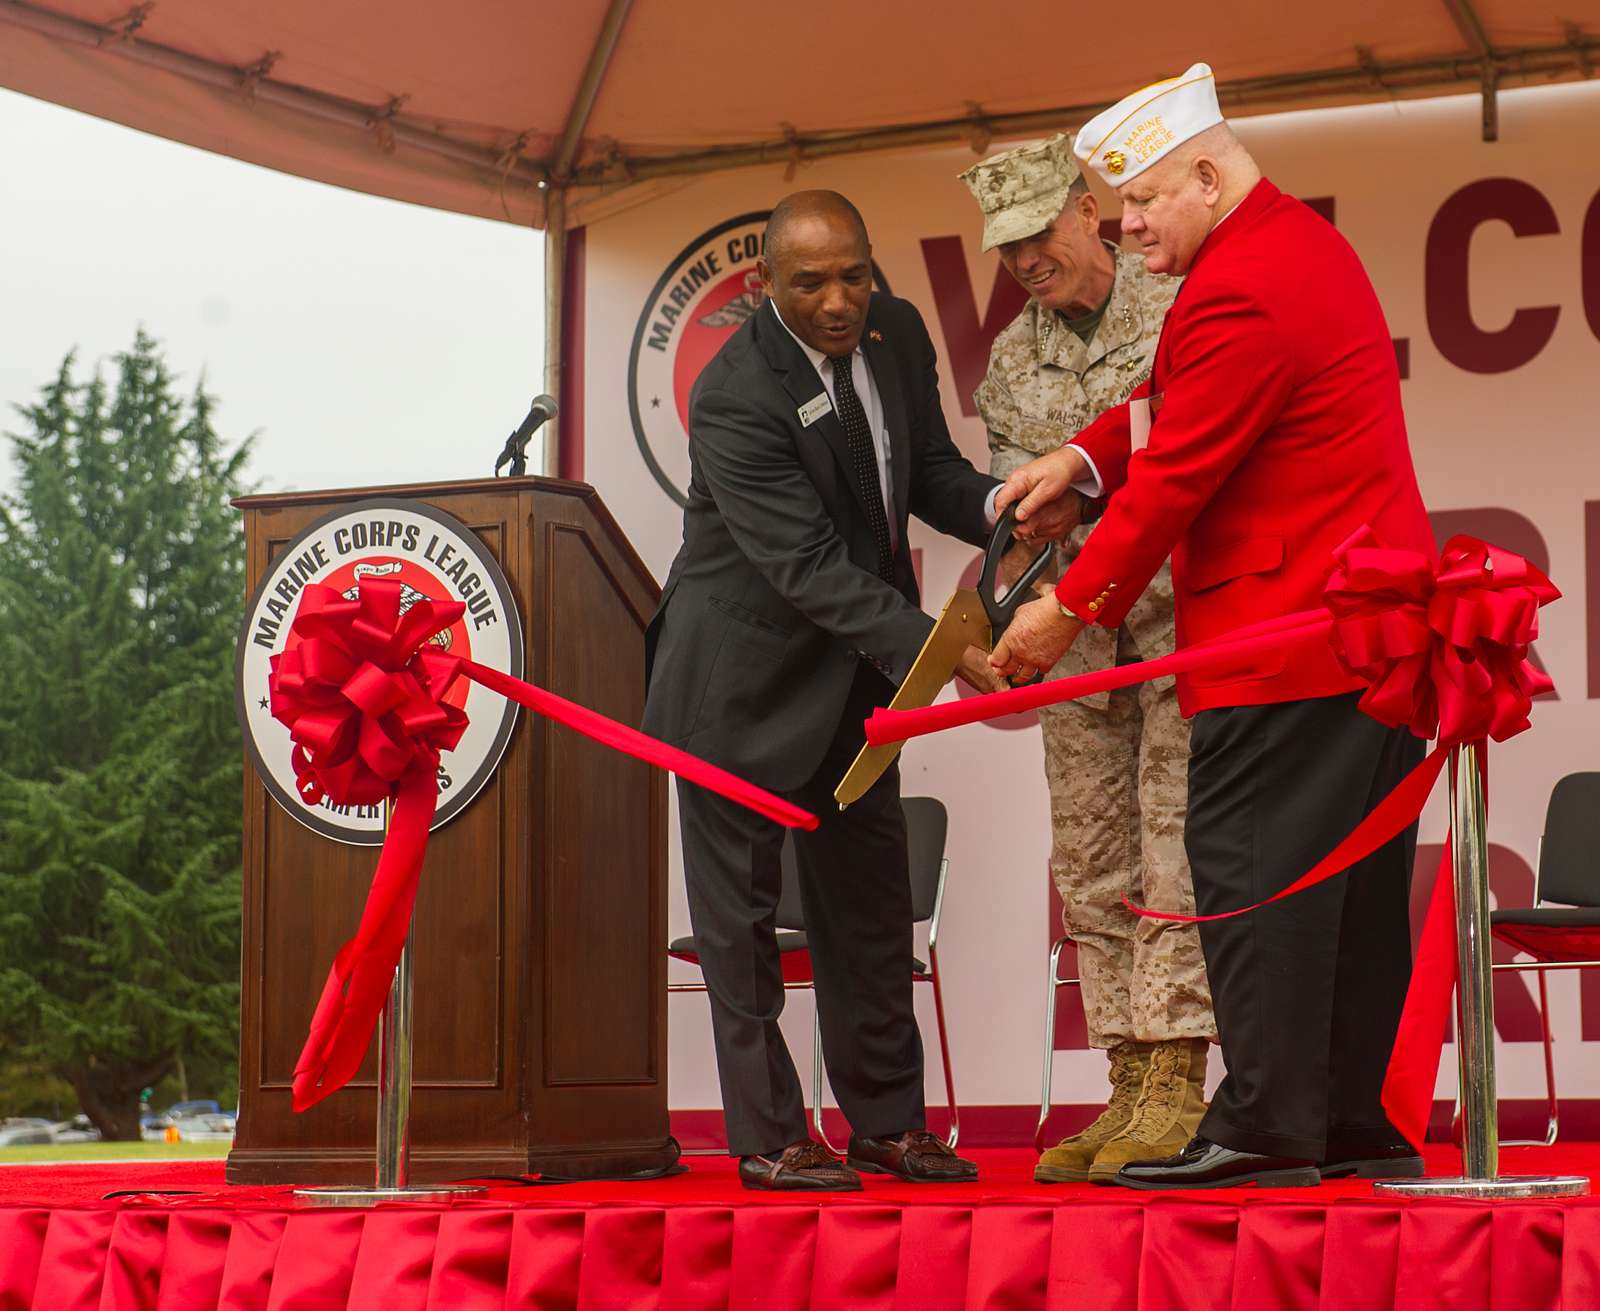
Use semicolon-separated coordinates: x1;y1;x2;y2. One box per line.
1187;691;1426;1161
676;666;924;1157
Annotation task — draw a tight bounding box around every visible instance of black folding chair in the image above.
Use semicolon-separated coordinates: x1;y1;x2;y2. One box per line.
1488;772;1600;1146
1035;937;1085;1152
668;796;959;1154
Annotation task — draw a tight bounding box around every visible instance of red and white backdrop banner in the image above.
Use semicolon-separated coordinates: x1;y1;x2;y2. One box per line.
576;80;1600;1141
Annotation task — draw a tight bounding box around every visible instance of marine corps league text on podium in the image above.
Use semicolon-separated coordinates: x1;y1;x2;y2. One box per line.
228;476;672;1184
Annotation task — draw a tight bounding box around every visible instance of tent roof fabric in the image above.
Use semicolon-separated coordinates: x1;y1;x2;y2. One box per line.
2;0;1596;228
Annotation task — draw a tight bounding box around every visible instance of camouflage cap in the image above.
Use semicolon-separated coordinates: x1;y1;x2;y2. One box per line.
958;133;1082;252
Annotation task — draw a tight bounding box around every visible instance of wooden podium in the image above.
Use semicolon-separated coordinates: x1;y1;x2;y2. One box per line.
227;476;673;1184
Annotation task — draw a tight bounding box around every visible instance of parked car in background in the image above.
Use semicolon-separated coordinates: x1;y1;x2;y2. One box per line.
171;1112;236;1142
47;1115;101;1143
165;1100;223;1121
0;1118;54;1147
140;1099;223;1133
140;1099;235;1142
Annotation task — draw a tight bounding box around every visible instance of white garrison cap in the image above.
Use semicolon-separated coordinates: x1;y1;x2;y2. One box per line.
1074;63;1223;187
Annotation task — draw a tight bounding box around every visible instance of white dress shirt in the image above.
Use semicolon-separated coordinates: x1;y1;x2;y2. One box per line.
770;300;1000;544
769;300;898;545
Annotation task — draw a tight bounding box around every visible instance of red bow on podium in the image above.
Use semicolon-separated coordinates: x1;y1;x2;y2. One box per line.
270;579;816;1112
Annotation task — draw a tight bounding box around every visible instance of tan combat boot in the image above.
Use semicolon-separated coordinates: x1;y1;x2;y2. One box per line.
1087;1037;1209;1184
1034;1041;1155;1183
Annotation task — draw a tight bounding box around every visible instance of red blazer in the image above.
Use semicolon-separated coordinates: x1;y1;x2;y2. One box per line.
1058;179;1432;716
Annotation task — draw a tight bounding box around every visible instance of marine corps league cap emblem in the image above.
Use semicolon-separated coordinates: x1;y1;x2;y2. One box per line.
1103;149;1127;175
627;211;893;507
234;497;523;845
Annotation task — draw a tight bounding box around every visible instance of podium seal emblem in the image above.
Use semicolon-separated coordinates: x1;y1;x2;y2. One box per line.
235;497;522;844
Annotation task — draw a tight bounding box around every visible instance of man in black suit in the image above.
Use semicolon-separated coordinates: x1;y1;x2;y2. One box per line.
644;191;1004;1191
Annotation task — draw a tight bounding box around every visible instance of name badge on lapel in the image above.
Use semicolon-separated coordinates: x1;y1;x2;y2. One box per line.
797;393;833;428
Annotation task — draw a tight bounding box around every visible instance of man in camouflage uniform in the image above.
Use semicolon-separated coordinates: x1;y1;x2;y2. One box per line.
960;134;1216;1184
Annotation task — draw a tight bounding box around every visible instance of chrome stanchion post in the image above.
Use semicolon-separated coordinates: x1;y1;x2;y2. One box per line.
375;919;415;1189
1452;741;1497;1182
1377;744;1586;1199
297;798;486;1205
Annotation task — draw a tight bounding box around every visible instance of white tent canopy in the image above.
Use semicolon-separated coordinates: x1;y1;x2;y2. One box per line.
3;0;1596;472
3;0;1596;230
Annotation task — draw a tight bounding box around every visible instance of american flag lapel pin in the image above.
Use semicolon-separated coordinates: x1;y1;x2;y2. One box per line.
868;329;884;343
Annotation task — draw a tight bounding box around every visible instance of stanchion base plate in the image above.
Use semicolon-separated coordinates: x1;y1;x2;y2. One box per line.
294;1184;489;1206
1373;1174;1589;1199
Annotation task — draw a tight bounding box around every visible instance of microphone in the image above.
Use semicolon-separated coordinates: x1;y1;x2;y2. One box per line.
494;394;560;476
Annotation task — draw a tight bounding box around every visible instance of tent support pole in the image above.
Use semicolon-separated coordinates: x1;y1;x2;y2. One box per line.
1481;63;1500;142
540;0;631;476
1439;0;1500;141
552;0;635;179
542;186;567;480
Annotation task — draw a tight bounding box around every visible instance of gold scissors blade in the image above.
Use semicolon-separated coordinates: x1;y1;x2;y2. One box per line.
834;589;992;808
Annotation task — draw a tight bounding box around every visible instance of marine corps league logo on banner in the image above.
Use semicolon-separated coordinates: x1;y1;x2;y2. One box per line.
235;498;523;845
628;211;893;506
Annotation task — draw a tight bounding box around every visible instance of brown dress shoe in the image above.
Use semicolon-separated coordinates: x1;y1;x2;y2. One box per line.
847;1129;979;1183
738;1139;863;1191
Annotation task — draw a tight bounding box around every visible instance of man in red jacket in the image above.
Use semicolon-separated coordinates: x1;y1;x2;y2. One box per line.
993;64;1434;1189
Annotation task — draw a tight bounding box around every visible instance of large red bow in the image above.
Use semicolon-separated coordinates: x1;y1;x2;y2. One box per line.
270;582;469;809
1325;528;1557;749
269;578;815;1111
1324;530;1558;1150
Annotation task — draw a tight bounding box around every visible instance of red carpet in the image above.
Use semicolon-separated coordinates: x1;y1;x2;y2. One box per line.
4;1145;1600;1309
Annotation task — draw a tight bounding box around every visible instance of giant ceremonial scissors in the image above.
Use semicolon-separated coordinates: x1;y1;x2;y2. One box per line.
834;506;1052;808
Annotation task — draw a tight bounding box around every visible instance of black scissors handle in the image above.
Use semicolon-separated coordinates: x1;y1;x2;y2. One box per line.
978;504;1054;636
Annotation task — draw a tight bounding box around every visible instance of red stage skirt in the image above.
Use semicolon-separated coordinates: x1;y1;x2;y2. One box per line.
4;1147;1600;1310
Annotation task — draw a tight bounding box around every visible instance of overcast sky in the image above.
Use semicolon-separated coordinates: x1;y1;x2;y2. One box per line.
0;87;545;497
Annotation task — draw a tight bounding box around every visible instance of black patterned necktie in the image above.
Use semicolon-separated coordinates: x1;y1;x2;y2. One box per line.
829;352;895;582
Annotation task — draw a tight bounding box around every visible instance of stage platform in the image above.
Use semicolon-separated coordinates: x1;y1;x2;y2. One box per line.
5;1145;1600;1309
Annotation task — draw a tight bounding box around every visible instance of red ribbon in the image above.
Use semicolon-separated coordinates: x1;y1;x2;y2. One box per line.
864;528;1558;1149
862;531;1555;750
269;578;817;1111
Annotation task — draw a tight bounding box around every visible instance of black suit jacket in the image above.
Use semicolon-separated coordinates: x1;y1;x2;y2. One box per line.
642;292;998;792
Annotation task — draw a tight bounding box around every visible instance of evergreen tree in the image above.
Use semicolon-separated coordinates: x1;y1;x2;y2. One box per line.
0;330;251;1138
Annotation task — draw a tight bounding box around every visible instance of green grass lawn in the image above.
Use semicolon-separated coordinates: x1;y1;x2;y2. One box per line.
0;1141;231;1163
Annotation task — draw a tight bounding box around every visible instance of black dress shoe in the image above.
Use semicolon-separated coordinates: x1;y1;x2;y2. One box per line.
1319;1138;1425;1179
847;1129;979;1183
738;1139;862;1191
1114;1135;1321;1190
